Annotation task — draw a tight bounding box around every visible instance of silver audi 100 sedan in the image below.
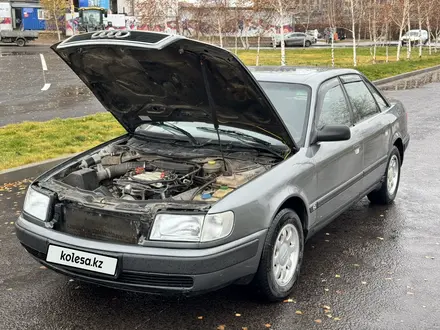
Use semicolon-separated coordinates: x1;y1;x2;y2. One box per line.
16;31;409;301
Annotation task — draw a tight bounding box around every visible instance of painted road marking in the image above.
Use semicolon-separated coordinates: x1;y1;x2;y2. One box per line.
40;54;48;71
39;53;50;90
41;83;51;91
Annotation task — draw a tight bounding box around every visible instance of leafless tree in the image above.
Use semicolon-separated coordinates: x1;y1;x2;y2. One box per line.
414;0;433;58
252;5;274;65
327;0;341;67
366;0;380;64
255;0;298;66
349;0;358;66
137;0;170;31
406;1;412;60
297;0;316;48
429;3;440;53
391;0;410;61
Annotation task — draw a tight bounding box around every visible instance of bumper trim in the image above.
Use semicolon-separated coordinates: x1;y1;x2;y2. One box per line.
16;216;267;295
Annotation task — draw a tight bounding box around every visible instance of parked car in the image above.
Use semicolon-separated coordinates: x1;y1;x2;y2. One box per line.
16;31;410;301
273;32;316;47
401;29;428;45
306;29;319;42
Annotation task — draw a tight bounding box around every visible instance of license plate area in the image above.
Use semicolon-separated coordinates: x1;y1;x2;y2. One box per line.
46;245;118;276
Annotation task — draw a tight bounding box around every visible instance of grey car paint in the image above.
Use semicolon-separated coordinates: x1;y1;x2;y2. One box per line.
275;33;315;47
15;33;409;296
209;68;408;240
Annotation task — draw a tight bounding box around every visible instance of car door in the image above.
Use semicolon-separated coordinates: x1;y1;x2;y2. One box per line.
311;77;364;226
340;74;391;193
284;33;294;46
294;33;305;45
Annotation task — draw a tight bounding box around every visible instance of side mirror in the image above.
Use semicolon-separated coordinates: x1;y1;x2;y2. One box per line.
316;125;351;142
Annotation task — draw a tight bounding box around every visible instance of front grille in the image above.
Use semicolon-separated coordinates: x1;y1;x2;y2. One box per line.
118;272;194;288
58;202;145;244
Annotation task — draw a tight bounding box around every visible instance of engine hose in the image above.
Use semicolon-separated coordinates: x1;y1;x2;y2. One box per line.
96;162;154;182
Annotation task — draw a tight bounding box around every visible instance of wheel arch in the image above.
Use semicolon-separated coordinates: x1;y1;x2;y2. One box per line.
274;195;309;239
393;137;404;164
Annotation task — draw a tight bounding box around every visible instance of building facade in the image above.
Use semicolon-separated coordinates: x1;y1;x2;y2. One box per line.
0;0;46;30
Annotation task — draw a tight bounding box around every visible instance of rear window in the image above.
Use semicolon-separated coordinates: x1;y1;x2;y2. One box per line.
259;82;311;147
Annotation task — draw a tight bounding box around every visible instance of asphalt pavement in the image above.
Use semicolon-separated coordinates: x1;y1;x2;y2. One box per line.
0;45;102;127
1;44;440;330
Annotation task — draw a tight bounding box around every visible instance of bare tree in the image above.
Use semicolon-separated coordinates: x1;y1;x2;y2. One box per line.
406;2;411;60
349;0;358;66
255;0;298;66
137;0;170;31
415;0;433;58
252;6;275;66
327;0;341;67
381;1;393;63
429;3;440;53
298;0;316;48
391;0;410;61
40;0;66;41
366;0;379;64
214;0;228;48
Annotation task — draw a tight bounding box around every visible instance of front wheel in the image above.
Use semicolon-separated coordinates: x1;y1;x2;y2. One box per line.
305;40;311;47
252;209;304;301
368;146;401;205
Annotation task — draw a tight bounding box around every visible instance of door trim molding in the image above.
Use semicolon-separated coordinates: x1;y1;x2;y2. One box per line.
312;154;388;212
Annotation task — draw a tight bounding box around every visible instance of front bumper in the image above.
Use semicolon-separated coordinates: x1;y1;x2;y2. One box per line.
15;216;266;296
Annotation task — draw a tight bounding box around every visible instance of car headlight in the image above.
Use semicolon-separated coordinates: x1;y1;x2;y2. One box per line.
23;187;51;221
150;211;234;242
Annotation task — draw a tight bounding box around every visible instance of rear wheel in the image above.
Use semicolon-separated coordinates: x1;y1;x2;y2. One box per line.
16;38;26;47
368;146;401;205
252;208;304;301
305;40;311;47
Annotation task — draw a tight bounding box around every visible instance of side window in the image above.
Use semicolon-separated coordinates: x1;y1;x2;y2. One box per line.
317;78;352;129
343;81;380;122
364;81;389;111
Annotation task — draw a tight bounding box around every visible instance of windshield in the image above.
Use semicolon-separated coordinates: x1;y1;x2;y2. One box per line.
135;82;310;148
405;31;423;36
81;10;102;25
136;121;285;147
258;82;311;146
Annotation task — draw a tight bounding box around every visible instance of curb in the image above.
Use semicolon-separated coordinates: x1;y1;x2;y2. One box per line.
1;63;440;185
373;64;440;86
0;154;77;186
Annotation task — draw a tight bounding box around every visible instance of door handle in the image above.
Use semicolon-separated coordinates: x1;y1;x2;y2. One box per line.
354;145;361;155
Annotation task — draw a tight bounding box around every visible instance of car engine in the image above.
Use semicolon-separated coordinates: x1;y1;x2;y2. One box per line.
55;139;280;203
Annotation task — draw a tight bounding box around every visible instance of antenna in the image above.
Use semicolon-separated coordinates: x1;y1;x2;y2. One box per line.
200;55;228;173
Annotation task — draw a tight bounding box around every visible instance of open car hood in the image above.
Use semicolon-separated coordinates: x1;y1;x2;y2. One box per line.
51;31;296;149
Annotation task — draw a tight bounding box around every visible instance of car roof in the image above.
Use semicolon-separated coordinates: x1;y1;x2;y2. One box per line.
249;66;362;87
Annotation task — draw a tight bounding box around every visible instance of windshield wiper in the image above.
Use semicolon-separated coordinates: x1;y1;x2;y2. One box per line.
148;122;199;146
197;127;272;146
196;127;284;159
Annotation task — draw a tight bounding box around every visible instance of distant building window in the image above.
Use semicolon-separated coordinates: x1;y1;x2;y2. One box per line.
37;9;49;20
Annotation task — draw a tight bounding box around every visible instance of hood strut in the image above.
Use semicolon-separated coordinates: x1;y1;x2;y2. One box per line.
200;55;228;173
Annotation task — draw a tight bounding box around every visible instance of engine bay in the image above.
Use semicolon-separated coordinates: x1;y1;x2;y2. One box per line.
54;138;281;203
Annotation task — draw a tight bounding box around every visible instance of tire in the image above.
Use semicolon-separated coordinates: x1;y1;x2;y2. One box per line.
252;208;304;302
368;146;401;205
305;40;311;47
16;38;26;47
